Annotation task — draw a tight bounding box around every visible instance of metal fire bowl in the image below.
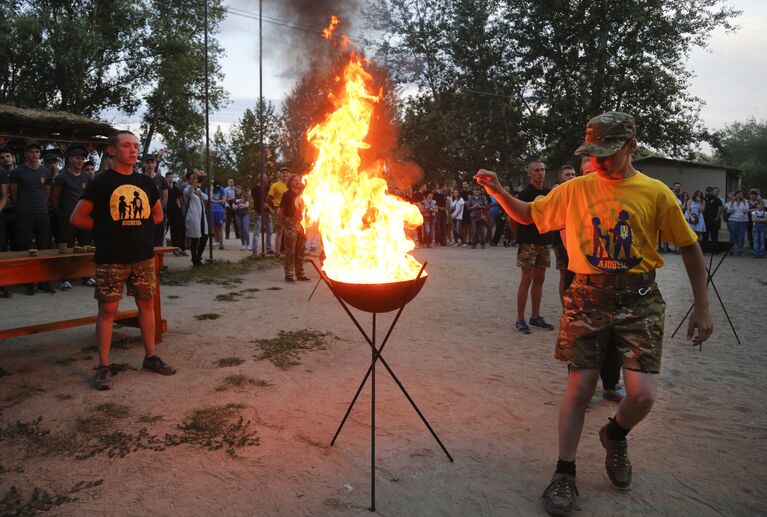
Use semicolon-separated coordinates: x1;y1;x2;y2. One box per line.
328;275;427;313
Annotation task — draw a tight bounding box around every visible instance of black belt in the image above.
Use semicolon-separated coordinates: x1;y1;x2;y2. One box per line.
575;270;655;288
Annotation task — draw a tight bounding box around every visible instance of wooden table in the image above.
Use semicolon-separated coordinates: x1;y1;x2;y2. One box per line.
0;247;175;343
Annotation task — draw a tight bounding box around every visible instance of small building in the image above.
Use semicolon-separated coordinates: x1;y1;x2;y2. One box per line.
633;156;743;196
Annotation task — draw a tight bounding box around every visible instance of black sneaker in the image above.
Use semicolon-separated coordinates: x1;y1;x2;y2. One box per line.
599;423;632;489
530;316;554;330
542;473;579;516
94;366;112;390
285;275;296;283
37;282;56;294
296;275;311;282
0;287;11;298
515;319;531;334
142;355;177;376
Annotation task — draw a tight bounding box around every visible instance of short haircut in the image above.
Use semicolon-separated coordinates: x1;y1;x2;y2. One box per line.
108;130;137;148
527;161;544;171
560;165;576;173
278;167;291;174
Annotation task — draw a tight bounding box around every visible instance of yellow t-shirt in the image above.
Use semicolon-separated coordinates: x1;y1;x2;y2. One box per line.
530;171;698;274
268;181;288;207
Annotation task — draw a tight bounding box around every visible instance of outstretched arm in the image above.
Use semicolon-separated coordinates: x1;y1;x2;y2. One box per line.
679;242;713;346
70;200;94;230
474;169;533;224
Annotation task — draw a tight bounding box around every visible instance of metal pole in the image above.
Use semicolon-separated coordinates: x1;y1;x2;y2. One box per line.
204;0;213;262
259;0;266;256
370;312;376;513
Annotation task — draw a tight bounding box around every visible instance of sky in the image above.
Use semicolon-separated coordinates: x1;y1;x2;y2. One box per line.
116;0;766;148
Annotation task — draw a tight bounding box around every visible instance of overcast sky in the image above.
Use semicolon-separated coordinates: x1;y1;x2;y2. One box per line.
118;1;765;146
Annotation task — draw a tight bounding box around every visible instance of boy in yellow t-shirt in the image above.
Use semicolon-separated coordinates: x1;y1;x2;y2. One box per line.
475;112;713;517
268;167;290;255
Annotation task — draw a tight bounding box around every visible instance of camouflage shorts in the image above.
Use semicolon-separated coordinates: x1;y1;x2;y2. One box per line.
556;277;665;373
552;243;567;271
95;259;155;302
517;243;551;269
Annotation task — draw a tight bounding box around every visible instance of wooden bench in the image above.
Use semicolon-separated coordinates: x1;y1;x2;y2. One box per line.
0;247;174;343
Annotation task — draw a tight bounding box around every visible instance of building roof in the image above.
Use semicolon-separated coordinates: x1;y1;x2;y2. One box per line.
0;104;114;143
634;156;743;173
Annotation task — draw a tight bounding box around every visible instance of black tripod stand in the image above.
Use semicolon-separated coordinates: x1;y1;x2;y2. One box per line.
671;240;741;346
310;261;453;512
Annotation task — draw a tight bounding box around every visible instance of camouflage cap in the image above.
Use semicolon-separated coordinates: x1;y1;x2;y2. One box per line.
575;112;636;157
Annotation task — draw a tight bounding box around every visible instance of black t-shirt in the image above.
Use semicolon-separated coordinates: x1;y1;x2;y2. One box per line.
516;184;552;245
9;164;52;215
0;167;7;203
250;184;266;214
82;169;159;264
54;169;92;217
281;189;302;219
434;191;447;211
703;194;723;220
149;174;169;205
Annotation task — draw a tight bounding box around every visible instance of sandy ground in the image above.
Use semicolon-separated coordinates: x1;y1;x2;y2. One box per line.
1;236;765;516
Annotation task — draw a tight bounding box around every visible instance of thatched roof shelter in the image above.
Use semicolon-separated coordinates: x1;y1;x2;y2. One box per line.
0;104;115;152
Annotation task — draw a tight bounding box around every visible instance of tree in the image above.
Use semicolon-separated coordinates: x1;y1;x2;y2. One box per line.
229;98;282;187
0;0;149;116
139;0;229;170
711;118;767;193
365;0;740;183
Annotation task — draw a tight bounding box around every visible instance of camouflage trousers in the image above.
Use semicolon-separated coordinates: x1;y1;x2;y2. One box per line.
556;274;665;373
283;221;306;279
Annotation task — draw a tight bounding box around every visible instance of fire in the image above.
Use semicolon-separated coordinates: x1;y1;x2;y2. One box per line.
321;15;340;40
301;53;424;284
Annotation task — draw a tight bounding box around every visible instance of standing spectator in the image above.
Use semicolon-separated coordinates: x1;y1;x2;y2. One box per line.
43;152;60;178
746;188;762;250
268;168;290;256
751;200;766;258
552;165;577;302
207;181;226;249
184;170;209;267
671;181;683;201
686;190;706;240
513;161;554;334
232;186;250;250
166;172;187;256
43;152;60;247
141;154;169;247
725;190;749;255
10;142;55;295
467;187;488;249
702;186;723;243
460;181;472;245
450;189;464;246
83;160;96;179
51;147;95;290
279;174;309;282
434;186;448;246
422;192;437;247
250;173;273;254
223;178;239;240
0;162;9;298
0;147;15;254
69;130;176;390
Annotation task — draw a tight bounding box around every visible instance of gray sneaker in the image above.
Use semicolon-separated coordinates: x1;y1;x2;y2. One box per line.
542;473;578;516
599;424;632;489
94;366;111;390
142;355;177;376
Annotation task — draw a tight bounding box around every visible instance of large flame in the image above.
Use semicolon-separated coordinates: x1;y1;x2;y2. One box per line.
301;55;423;284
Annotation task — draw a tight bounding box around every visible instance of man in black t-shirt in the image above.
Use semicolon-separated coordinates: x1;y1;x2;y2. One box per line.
514;161;555;334
250;174;273;254
52;147;95;290
10;142;55;294
71;130;176;390
142;153;169;246
702;186;724;243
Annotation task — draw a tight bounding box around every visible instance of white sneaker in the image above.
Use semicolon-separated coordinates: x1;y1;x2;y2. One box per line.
240;245;247;251
60;280;72;291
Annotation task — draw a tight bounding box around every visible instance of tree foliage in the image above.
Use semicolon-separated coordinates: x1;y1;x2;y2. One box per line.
365;0;740;186
711;118;767;193
0;0;149;116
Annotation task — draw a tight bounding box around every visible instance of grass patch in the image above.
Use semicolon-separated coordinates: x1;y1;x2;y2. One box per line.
167;294;180;299
2;382;46;409
0;465;24;474
215;374;271;391
215;291;242;302
165;403;259;456
252;329;330;369
95;403;130;419
137;415;164;423
266;286;282;291
0;486;74;515
0;367;10;378
165;255;281;286
214;356;244;368
240;288;261;293
55;393;73;401
194;313;222;321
